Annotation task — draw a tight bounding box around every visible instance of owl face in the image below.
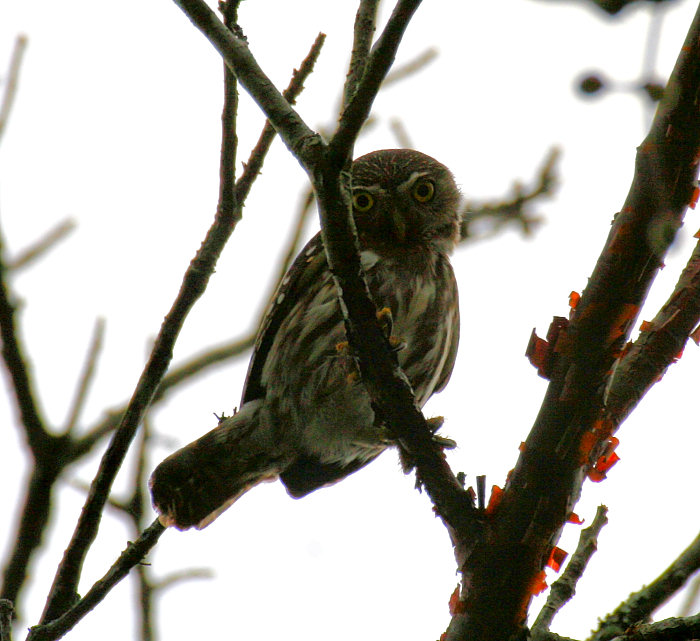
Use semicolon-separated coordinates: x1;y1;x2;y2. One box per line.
350;149;461;254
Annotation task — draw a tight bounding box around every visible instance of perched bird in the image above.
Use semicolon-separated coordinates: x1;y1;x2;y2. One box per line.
150;148;462;530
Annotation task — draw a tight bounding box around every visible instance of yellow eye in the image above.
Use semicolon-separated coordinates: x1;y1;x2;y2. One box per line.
352;191;374;212
412;180;435;203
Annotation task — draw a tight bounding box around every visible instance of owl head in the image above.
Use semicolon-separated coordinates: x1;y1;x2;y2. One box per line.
350;149;461;254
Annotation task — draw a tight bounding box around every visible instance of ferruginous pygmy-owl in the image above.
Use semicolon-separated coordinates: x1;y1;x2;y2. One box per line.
150;148;461;530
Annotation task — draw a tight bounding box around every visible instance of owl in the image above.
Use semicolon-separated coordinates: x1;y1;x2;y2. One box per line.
150;149;462;530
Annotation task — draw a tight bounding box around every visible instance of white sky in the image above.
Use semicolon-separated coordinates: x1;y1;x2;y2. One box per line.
1;1;700;640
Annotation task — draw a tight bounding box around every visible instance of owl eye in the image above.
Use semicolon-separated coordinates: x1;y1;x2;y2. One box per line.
352;191;374;212
412;180;435;203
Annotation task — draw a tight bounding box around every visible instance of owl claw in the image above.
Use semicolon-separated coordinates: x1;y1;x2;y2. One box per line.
376;307;406;351
376;306;394;334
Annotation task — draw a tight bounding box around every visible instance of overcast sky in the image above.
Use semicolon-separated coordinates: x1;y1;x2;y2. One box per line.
1;1;700;640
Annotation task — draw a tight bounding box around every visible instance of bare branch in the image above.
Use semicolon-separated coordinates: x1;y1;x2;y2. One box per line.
63;318;105;434
7;219;76;272
153;568;213;591
329;0;424;164
590;529;700;641
27;520;166;641
446;4;700;637
532;506;609;634
612;613;700;641
172;0;321;163
217;0;241;221
342;0;380;109
39;69;246;630
233;32;326;205
388;118;413;148
0;219;49;454
605;237;700;427
383;47;437;86
0;35;28;146
460;148;559;242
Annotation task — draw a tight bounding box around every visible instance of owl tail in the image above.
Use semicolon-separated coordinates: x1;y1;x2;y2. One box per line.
149;399;286;530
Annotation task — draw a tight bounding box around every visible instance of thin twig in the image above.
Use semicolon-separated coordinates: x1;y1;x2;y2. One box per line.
27;520;166;641
383;47;437;86
233;32;325;205
388;118;413;148
172;0;321;163
329;0;424;164
590;529;700;641
217;0;241;221
7;219;76;272
532;506;609;633
63;318;105;433
0;35;28;145
460;148;559;242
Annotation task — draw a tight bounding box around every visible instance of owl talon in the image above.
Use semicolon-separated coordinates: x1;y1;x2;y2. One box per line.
376;306;394;336
388;335;407;352
427;416;457;449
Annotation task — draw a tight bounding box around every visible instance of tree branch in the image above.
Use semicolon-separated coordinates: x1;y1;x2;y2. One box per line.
445;4;700;638
0;35;28;145
532;505;609;634
605;236;700;426
28;520;166;641
172;0;321;163
39;55;245;631
342;0;380;109
7;219;76;272
590;529;700;641
63;318;105;434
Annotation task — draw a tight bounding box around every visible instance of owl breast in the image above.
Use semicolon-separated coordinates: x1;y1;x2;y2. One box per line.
260;244;459;466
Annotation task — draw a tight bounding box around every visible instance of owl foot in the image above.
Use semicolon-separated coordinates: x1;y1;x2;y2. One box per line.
426;416;457;449
398;416;457;475
376;307;406;352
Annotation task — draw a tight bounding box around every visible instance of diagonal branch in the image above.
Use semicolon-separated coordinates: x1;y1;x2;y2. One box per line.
63;318;105;434
172;0;321;163
28;520;166;641
590;529;700;641
445;4;700;639
342;0;380;110
329;0;423;165
604;237;700;426
0;35;28;145
532;505;609;634
7;219;76;272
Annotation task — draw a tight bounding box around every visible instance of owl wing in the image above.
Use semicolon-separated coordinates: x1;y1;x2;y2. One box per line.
241;231;327;404
241;232;382;498
433;279;460;395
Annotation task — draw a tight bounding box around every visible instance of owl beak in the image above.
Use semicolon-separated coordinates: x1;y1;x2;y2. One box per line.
389;209;407;243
